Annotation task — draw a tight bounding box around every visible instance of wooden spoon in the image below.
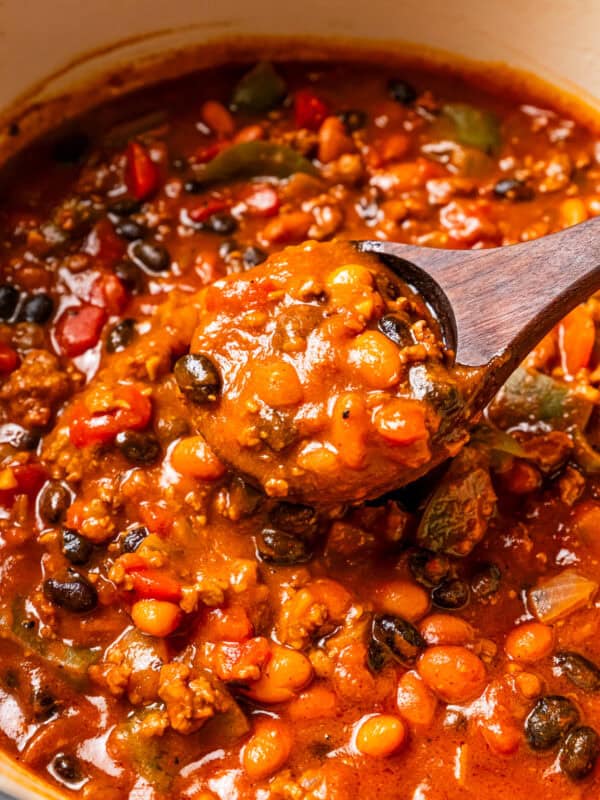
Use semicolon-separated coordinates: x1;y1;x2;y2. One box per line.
358;216;600;411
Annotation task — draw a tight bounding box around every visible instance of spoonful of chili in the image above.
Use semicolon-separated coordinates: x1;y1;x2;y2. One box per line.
175;220;600;505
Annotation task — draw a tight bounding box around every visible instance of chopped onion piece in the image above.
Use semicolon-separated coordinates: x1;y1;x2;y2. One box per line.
528;569;598;624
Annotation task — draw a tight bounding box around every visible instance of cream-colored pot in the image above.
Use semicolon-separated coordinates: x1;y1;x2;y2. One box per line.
0;0;599;797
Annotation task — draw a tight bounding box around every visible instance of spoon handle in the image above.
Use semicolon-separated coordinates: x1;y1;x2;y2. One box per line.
371;217;600;383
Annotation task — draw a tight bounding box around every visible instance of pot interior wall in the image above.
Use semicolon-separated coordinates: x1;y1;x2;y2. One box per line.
0;0;599;111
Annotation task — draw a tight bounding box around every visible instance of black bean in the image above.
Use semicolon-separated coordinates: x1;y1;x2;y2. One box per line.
204;212;238;235
337;109;367;133
114;261;143;293
256;406;298;451
554;651;600;692
115;220;146;241
409;548;450;588
109;198;142;217
273;307;323;351
115;430;160;465
371;614;425;665
388;79;418;105
227;475;262;519
0;423;40;451
432;578;470;610
19;293;54;323
52;132;90;164
121;526;149;553
471;562;501;598
243;245;268;267
61;528;93;565
269;503;319;539
43;575;98;613
493;178;535;202
409;364;462;417
255;527;313;565
106;318;136;353
129;241;171;273
219;239;240;259
184;179;204;194
52;753;83;785
156;415;190;443
378;314;414;348
174;353;221;404
374;272;401;301
367;638;388;673
559;726;600;781
4;669;18;689
39;480;71;524
33;688;59;719
0;284;20;320
525;696;580;751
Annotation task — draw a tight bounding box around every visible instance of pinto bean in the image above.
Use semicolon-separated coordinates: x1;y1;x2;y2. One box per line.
418;646;486;703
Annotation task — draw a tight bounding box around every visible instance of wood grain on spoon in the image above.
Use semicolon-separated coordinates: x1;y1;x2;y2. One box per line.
361;216;600;407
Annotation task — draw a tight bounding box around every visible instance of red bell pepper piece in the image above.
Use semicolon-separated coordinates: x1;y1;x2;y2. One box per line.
294;89;330;131
188;199;231;224
84;220;126;266
0;343;19;374
88;273;128;315
55;304;107;358
129;568;182;602
69;384;152;447
125;141;160;201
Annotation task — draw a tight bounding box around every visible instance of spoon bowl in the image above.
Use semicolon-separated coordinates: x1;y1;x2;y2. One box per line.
187;223;600;507
359;215;600;414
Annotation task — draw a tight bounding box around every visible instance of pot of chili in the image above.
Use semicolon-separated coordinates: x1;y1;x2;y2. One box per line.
1;7;600;800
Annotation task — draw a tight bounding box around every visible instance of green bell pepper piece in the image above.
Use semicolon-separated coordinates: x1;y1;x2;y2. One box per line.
232;62;287;112
442;102;501;153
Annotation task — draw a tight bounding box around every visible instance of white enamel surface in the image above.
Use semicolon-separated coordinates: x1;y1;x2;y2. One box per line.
0;0;599;797
0;0;599;108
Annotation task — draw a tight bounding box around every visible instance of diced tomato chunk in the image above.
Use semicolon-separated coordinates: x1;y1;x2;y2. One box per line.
69;384;152;447
294;89;330;131
129;568;182;602
118;553;149;572
244;186;280;218
202;276;278;314
0;462;48;508
139;501;173;535
13;463;47;494
212;636;271;682
202;605;254;643
55;304;107;357
0;343;19;374
125;141;160;200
